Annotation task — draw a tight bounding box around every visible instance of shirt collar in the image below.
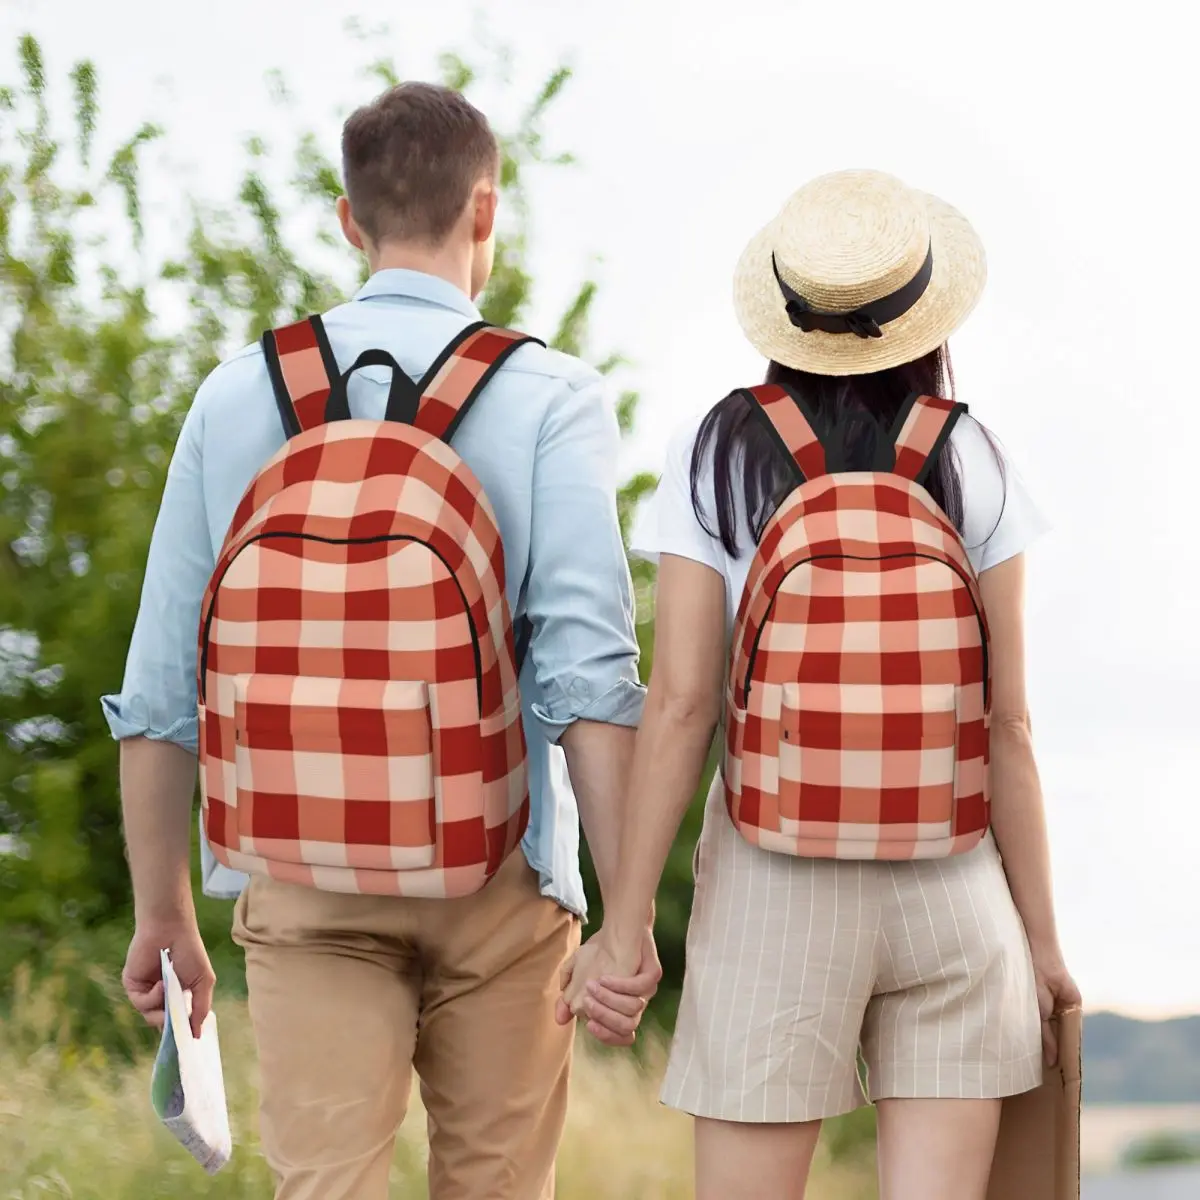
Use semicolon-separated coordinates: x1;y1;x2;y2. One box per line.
353;268;482;320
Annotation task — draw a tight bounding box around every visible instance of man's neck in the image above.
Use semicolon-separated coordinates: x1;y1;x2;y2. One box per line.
367;241;473;300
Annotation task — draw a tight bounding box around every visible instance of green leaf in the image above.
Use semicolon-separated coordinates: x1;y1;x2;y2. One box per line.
528;65;572;125
596;352;628;376
479;257;531;328
617;470;658;541
105;123;163;247
616;389;641;435
46;230;75;285
437;52;476;93
550;280;596;357
18;34;46;101
69;61;97;165
365;59;401;89
239;171;284;255
293;132;343;203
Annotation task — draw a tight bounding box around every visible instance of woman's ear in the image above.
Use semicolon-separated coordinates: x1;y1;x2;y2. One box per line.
337;195;366;252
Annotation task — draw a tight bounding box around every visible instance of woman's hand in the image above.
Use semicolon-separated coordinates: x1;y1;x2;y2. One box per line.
1031;944;1082;1066
555;926;660;1047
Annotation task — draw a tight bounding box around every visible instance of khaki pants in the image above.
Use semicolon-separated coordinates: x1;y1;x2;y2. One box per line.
232;850;581;1200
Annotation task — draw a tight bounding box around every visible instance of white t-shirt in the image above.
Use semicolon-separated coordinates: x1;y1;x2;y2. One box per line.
631;408;1050;632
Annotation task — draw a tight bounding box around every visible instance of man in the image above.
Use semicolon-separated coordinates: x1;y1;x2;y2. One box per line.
104;81;659;1199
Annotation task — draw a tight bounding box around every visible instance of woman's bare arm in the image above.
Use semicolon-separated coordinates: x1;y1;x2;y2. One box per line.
598;553;728;966
979;553;1060;953
981;552;1081;1058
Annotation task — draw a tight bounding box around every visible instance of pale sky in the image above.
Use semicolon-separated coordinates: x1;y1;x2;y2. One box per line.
4;0;1197;1016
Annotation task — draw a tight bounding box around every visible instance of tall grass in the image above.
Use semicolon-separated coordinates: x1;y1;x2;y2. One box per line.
0;967;877;1198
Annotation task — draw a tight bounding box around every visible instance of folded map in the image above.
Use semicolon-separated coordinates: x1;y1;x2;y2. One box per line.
149;948;232;1174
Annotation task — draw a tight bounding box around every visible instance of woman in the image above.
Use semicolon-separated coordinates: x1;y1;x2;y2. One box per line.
562;170;1080;1200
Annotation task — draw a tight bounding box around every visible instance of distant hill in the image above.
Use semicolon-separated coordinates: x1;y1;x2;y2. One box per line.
1086;1013;1200;1104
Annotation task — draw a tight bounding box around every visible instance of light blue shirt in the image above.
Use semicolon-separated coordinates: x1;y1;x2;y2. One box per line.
101;269;645;918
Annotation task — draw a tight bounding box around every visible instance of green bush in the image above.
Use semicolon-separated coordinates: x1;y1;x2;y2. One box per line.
1122;1130;1200;1169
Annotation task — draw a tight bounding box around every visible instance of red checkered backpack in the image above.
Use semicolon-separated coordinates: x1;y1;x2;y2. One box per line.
724;384;990;861
197;315;541;897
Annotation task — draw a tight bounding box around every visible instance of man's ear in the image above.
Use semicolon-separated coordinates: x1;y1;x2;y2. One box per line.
337;195;366;251
472;179;498;245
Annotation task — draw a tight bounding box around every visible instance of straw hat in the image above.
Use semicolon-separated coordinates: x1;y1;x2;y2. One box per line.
732;169;986;376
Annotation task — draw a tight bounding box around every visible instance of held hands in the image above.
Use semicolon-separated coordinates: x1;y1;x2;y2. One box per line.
555;925;662;1047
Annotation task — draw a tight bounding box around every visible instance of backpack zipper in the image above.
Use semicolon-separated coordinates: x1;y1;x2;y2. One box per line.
742;551;989;708
200;531;483;709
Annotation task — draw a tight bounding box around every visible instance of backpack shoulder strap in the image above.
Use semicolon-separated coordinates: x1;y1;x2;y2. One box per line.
884;393;968;484
413;322;545;442
261;315;341;438
738;383;829;483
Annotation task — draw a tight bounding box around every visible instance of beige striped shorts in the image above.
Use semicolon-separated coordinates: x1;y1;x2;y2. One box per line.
661;774;1043;1124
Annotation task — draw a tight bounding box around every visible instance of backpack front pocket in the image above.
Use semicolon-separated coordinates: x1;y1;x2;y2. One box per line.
777;681;958;851
233;674;437;871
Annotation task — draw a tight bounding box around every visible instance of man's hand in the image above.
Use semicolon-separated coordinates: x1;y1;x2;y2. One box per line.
123;918;215;1040
555;925;661;1047
118;737;211;1038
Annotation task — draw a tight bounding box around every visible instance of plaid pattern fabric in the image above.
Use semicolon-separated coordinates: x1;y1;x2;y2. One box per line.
198;317;535;898
891;393;959;481
265;318;337;433
725;386;990;861
751;383;828;480
416;325;532;441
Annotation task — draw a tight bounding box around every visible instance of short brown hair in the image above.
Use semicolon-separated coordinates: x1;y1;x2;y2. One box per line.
341;82;499;246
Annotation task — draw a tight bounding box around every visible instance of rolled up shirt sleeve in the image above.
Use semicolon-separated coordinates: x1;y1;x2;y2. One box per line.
100;392;216;755
524;371;646;742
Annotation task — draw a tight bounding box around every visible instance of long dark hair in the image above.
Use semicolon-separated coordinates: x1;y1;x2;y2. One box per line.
690;345;999;557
